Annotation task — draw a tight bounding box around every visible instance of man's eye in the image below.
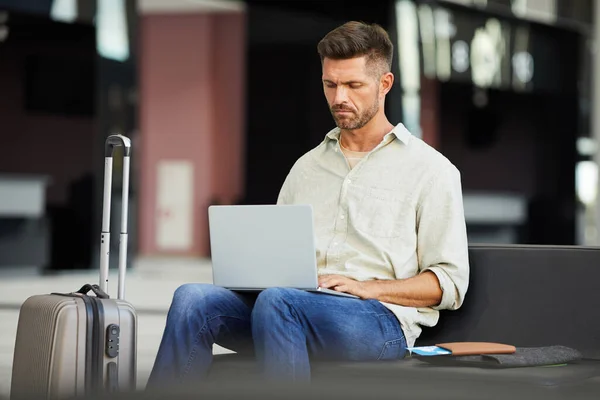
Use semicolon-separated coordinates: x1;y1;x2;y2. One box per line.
350;84;362;89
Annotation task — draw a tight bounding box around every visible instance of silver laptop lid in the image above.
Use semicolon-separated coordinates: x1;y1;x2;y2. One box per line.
208;204;319;290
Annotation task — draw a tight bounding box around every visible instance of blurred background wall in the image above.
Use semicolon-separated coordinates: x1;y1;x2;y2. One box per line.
0;0;597;272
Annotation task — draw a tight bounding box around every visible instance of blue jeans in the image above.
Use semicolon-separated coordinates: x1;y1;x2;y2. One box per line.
147;284;407;387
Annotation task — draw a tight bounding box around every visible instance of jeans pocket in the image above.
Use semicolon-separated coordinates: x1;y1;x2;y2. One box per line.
377;338;408;361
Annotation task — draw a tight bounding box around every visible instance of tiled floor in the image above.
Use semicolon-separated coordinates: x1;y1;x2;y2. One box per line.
0;257;233;397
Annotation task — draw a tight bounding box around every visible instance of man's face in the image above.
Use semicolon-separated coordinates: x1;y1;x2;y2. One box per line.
322;56;381;130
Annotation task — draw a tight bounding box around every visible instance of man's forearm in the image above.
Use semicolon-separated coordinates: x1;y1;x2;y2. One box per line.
365;271;443;308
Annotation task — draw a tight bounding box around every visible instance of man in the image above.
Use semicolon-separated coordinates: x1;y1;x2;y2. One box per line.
147;21;469;387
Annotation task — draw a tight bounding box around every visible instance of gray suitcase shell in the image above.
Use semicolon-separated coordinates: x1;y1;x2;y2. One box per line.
11;135;137;400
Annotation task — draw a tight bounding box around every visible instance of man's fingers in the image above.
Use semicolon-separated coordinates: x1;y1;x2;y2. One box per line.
319;275;342;287
320;278;341;288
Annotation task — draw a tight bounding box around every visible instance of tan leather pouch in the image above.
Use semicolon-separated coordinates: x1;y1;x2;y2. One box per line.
436;342;517;356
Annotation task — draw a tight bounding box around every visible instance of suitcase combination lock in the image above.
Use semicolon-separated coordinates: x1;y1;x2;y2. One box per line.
106;324;120;358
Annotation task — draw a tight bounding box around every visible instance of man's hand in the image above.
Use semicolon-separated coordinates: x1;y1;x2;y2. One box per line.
318;274;378;299
319;271;444;307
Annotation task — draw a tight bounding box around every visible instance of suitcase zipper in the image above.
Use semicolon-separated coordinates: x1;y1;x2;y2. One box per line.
89;297;104;394
80;295;95;395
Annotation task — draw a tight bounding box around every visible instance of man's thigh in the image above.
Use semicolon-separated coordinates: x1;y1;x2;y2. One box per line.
259;288;407;361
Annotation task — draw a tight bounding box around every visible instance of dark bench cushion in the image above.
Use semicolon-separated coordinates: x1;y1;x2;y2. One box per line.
209;353;600;388
206;245;600;393
205;354;600;400
417;245;600;360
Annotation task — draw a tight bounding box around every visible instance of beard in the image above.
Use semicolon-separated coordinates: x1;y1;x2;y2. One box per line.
330;95;380;130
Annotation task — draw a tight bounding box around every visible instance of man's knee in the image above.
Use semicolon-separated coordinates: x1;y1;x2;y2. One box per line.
252;287;300;321
169;283;221;317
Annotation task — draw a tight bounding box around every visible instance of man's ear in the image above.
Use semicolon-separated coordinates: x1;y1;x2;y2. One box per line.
380;72;394;95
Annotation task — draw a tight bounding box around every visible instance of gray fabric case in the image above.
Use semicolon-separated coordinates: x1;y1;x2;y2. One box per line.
415;346;582;368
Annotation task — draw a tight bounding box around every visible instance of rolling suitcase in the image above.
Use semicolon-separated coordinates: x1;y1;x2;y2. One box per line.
10;134;137;400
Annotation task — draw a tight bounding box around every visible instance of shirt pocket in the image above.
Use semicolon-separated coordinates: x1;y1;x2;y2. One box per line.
350;186;407;238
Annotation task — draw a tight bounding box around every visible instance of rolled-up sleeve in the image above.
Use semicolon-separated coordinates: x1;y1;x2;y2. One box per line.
416;165;470;311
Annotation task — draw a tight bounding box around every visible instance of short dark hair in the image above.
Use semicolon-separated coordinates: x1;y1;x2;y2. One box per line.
317;21;393;74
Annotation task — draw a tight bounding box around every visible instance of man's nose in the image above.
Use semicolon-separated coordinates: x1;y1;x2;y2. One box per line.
333;87;349;105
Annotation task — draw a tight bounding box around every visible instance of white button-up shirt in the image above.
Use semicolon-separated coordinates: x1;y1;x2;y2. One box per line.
277;123;470;347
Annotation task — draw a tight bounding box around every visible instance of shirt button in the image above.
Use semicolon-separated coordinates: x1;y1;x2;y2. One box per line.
346;179;352;184
340;215;345;219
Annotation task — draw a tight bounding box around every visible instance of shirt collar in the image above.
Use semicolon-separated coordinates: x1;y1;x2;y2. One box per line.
325;123;412;145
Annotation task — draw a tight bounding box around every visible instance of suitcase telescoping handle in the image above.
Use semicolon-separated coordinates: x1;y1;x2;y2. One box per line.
99;134;131;300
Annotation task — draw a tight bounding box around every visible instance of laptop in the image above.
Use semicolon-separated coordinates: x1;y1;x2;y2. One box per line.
207;204;358;298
